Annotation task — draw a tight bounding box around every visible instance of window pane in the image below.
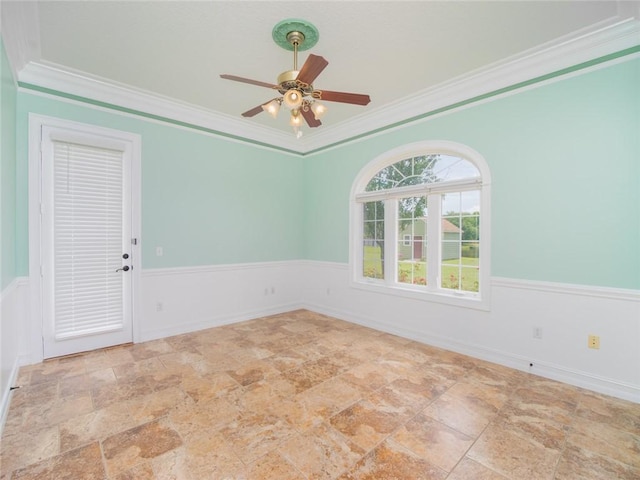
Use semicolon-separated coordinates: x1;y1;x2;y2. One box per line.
441;191;480;293
365;154;479;191
363;201;384;279
397;196;427;286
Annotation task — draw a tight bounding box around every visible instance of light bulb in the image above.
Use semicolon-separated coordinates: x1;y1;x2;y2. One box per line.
283;89;303;110
310;101;327;120
261;99;280;119
289;111;303;127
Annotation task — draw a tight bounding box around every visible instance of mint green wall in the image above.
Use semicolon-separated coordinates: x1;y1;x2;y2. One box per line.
15;94;304;272
1;39;17;290
304;58;640;290
14;57;639;289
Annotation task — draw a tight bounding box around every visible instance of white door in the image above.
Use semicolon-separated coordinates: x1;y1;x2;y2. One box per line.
41;125;136;358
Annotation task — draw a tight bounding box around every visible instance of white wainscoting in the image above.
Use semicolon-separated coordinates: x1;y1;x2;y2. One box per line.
139;261;305;342
0;277;29;432
300;261;640;403
6;261;639;411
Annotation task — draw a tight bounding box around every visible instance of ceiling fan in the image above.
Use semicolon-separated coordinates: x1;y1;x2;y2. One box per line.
220;19;371;136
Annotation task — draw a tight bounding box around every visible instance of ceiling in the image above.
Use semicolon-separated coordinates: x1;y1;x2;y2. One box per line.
2;1;639;152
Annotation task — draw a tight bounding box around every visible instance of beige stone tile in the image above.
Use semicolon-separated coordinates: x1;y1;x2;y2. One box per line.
226;375;297;417
193;348;243;372
264;348;309;372
58;368;116;397
576;390;640;436
496;397;570;450
23;391;94;429
465;362;528;390
337;439;447;480
227;359;280;386
4;310;640;480
112;461;155;480
279;423;365;480
220;412;298;464
229;345;275;365
329;391;414;451
421;379;507;437
0;425;59;474
181;371;239;403
246;451;306;479
129;338;174;360
169;395;239;441
101;417;183;477
339;361;400;391
373;354;417;378
91;377;155;410
151;446;195;480
126;386;188;424
59;401;134;453
281;357;342;394
467;423;561;479
299;377;364;418
507;385;577;426
112;357;164;381
376;372;449;412
447;457;508;480
392;413;474;472
28;360;86;386
555;444;640;480
567;416;640;469
157;350;206;374
4;381;58;414
182;431;245;479
11;442;105;480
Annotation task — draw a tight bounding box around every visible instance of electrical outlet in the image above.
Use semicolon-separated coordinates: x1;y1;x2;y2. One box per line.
156;302;163;312
588;334;600;349
533;326;543;339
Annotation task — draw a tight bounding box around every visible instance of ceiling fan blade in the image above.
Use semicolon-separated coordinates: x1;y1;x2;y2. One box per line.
296;54;329;85
241;98;281;117
241;105;265;118
300;108;321;128
220;74;278;89
316;90;371;106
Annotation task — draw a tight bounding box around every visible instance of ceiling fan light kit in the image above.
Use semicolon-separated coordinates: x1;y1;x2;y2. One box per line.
220;19;371;137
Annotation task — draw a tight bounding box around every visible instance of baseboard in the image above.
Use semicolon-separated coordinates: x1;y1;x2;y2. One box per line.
303;301;640;403
0;357;21;437
139;301;305;342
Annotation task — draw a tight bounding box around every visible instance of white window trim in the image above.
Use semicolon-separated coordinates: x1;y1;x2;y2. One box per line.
349;140;492;311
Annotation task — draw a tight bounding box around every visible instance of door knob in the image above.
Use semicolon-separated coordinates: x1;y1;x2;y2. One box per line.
122;253;129;259
116;266;130;272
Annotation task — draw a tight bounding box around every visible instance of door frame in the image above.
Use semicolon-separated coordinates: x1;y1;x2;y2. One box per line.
28;114;142;363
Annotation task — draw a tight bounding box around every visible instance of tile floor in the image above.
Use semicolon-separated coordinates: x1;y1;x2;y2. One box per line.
1;310;639;479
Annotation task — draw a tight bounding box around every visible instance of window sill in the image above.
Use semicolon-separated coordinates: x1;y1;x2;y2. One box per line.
351;279;490;311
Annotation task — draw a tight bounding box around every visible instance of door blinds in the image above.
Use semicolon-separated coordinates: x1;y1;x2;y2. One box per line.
52;141;125;340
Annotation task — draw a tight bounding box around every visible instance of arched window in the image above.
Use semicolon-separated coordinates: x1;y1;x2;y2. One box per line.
350;141;491;308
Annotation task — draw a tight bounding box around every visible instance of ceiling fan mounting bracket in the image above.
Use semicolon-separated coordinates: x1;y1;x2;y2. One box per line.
272;19;319;51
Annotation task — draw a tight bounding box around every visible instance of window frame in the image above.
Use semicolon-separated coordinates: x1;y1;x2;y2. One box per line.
349;141;492;310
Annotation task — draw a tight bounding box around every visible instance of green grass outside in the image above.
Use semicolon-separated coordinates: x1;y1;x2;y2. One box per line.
363;246;479;292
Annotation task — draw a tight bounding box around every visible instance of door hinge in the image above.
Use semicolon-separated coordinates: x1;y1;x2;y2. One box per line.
131;238;138;245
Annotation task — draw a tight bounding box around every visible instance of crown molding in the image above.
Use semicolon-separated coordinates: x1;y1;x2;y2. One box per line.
13;10;640;155
0;0;40;81
302;16;640;153
19;62;302;153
